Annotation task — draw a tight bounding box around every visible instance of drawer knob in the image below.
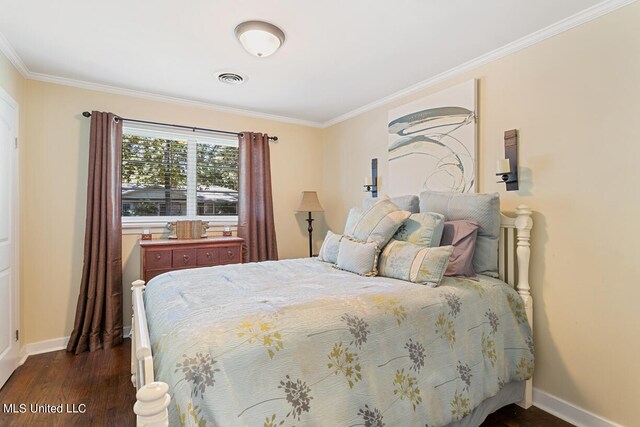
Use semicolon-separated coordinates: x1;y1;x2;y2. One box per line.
155;254;161;261
183;255;190;263
206;252;212;259
227;250;233;258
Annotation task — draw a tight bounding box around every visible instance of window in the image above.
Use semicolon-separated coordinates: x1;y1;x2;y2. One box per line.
121;125;238;223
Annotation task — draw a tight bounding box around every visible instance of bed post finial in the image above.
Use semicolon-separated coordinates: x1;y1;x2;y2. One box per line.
134;381;170;426
132;279;146;290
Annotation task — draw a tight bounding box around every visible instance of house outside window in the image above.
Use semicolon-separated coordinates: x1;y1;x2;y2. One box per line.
121;125;238;227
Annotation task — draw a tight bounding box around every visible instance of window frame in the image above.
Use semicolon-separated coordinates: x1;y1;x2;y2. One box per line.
121;124;239;233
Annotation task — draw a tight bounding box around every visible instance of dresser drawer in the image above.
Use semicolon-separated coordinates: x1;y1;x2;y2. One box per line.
196;248;219;266
145;250;171;270
140;238;244;282
219;245;241;265
173;249;197;268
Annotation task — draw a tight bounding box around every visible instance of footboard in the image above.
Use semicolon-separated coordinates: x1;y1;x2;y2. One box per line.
131;280;170;426
499;205;534;409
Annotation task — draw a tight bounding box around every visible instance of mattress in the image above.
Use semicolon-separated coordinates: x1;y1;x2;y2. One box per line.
144;258;533;426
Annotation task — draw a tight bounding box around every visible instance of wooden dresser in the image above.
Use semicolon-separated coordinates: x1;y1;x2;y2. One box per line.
139;237;244;282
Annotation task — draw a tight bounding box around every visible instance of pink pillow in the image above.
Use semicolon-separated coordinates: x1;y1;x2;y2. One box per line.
440;220;479;278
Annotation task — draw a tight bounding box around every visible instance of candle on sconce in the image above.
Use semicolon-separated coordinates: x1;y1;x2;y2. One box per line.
364;176;372;186
496;159;510;174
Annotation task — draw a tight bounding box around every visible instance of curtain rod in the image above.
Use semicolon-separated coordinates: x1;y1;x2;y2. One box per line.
81;112;278;141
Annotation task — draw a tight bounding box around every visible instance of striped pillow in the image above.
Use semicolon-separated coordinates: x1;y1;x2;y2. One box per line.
344;197;410;247
378;239;454;285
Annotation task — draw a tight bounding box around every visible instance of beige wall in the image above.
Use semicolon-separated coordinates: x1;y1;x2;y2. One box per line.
322;3;640;425
0;53;24;103
21;80;324;344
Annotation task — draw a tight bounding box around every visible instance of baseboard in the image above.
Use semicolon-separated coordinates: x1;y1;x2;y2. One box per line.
24;336;70;356
19;326;132;362
533;388;623;427
18;348;28;366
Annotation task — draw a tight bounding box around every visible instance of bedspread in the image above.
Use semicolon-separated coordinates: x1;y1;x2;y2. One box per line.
144;258;533;427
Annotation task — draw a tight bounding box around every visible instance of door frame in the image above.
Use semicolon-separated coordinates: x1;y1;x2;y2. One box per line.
0;85;21;381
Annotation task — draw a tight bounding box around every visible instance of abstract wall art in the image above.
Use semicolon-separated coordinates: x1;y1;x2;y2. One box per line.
388;79;477;195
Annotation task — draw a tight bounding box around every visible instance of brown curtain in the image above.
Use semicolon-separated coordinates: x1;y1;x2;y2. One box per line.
237;132;278;262
67;111;123;354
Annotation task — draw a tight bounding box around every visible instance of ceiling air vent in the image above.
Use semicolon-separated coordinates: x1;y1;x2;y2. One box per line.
217;72;246;85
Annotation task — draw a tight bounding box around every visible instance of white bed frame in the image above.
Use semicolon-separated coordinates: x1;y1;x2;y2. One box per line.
129;205;533;426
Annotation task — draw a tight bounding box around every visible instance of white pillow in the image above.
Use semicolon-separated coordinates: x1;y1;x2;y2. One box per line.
335;237;380;276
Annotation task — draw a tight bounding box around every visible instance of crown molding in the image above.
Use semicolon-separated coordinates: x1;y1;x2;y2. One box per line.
0;31;29;77
1;0;635;129
28;72;324;128
321;0;637;128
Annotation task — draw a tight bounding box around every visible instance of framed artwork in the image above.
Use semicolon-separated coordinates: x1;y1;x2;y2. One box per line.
387;79;477;195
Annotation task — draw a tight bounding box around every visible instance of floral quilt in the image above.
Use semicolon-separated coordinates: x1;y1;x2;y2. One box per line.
144;258;533;427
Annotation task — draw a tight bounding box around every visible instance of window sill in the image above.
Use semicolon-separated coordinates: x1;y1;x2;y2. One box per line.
122;218;238;235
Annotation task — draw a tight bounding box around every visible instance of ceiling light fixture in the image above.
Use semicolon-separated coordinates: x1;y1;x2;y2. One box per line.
234;20;285;58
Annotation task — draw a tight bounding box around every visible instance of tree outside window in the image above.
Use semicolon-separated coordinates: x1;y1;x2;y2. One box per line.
121;130;238;219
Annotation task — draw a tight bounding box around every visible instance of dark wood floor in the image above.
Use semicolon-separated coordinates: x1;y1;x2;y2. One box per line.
0;340;136;426
0;340;573;426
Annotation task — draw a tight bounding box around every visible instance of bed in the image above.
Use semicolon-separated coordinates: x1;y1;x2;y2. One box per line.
130;202;533;427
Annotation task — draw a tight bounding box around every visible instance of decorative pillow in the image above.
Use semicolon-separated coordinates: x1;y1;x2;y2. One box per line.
363;195;419;213
440;220;480;278
335;237;380;276
317;231;343;264
393;212;445;247
343;207;364;235
344;196;410;247
378;239;454;285
420;191;500;277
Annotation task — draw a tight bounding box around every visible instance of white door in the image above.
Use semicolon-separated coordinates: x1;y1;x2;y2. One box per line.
0;87;19;388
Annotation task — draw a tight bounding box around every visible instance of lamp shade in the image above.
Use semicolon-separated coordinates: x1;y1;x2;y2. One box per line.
296;191;324;212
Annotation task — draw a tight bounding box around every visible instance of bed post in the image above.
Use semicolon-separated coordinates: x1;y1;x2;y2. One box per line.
515;205;533;409
131;280;144;388
131;279;171;426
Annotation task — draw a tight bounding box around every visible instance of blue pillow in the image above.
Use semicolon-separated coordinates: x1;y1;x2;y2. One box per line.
394;212;445;247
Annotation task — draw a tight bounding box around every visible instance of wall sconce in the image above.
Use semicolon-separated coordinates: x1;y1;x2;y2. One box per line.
363;158;378;197
496;129;519;191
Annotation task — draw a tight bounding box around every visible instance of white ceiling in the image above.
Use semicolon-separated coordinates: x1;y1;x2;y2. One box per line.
0;0;623;125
